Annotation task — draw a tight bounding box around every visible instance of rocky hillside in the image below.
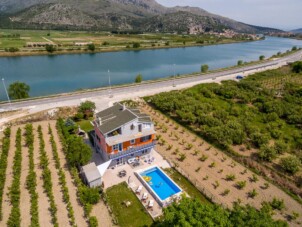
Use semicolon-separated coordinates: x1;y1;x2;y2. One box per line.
0;0;282;33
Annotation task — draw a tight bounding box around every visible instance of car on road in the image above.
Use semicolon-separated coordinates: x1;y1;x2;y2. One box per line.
236;75;244;80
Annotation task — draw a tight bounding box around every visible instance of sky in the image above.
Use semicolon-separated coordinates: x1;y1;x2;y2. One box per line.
156;0;302;30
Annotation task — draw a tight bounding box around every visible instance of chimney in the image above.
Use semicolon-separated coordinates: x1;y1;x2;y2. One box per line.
123;103;126;111
98;117;102;125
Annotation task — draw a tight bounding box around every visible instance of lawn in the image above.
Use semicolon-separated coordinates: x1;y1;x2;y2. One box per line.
164;168;210;204
76;119;94;132
105;182;153;227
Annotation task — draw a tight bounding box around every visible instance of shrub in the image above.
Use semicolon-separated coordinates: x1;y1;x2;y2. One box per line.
248;189;258;198
236;181;246;190
292;61;302;73
89;216;98;227
258;145;277;162
87;43;95;51
269;197;285;210
7;128;22;227
45;44;56;53
279;156;300;174
179;153;186;162
222;189;230;196
250;174;259;182
209;162;216;168
0;128;11;220
199;154;208;162
79;187;100;205
132;42;141;48
225;174;236;181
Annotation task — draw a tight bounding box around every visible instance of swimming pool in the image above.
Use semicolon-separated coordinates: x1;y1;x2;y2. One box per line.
136;166;182;206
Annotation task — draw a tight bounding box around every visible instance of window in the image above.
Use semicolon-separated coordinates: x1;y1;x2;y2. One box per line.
138;124;142;132
143;123;151;129
130;139;136;145
112;144;119;151
140;135;152;142
130;124;135;130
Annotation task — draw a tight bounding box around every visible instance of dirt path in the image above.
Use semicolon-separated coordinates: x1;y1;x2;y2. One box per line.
20;125;31;227
40;122;71;227
33;124;53;227
0;127;16;225
91;199;115;227
48;121;88;227
141;104;302;225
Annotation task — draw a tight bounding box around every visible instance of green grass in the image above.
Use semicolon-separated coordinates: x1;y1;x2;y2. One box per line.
164;168;210;204
106;182;153;227
76;119;94;132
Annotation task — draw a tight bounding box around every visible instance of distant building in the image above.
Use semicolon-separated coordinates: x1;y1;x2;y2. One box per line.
93;103;156;167
74;42;92;46
81;162;102;188
26;42;57;47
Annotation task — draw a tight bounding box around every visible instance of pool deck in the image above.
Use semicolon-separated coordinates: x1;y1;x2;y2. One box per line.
102;149;171;219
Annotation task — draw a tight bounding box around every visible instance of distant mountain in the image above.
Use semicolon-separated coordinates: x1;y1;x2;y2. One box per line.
0;0;282;33
291;28;302;34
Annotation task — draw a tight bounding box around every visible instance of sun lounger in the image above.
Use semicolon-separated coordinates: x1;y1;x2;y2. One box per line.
148;200;154;208
136;185;143;194
142;192;148;200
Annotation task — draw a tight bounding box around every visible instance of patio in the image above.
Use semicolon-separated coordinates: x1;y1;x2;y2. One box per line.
102;149;171;218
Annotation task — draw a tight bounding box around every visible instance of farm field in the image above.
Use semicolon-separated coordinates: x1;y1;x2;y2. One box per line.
140;102;302;225
0;120;112;227
0;29;250;56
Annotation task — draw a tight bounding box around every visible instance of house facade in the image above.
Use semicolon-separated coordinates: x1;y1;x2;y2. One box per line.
93;103;156;166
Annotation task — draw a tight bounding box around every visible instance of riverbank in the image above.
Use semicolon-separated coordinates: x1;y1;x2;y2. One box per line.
0;38;252;58
0;29;262;58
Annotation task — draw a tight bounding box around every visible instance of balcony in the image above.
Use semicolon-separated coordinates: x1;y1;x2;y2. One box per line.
109;141;156;160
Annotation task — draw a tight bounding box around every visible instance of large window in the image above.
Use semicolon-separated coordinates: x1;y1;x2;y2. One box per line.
143;123;151;129
140;135;152;142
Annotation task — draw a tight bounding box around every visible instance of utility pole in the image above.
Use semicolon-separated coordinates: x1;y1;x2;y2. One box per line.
108;70;113;98
2;78;12;109
173;64;176;87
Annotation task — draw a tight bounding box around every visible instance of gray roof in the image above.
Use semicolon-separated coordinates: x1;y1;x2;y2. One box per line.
95;103;141;134
82;162;101;183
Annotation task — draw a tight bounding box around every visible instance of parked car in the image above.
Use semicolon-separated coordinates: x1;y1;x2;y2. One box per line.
236;75;244;80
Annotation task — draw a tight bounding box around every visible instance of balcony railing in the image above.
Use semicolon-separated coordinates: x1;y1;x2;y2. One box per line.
109;141;156;160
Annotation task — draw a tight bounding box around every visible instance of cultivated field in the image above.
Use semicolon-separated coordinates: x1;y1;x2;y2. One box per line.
140;104;302;225
0;29;246;56
0;121;112;227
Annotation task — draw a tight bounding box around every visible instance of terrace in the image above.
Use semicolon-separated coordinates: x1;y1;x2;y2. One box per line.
102;149;171;219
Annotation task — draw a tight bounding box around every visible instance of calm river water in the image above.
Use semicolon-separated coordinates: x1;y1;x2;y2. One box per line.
0;36;301;100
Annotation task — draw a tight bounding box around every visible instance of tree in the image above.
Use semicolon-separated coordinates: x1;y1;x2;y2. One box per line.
87;43;95;51
132;42;141;48
67;136;92;166
291;61;302;73
8;81;30;100
78;101;96;119
259;55;265;60
258;145;277;162
292;46;297;51
156;197;287;227
280;156;300;174
135;74;143;83
237;60;243;66
45;44;56;53
201;64;209;73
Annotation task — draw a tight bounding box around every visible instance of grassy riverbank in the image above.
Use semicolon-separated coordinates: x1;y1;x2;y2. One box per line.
0;29;259;57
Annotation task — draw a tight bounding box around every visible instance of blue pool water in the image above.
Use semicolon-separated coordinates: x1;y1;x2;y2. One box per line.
140;167;181;201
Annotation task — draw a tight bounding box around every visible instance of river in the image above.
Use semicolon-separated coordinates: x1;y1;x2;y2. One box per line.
0;36;301;100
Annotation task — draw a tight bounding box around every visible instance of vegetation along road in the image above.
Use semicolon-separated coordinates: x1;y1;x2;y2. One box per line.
0;49;301;114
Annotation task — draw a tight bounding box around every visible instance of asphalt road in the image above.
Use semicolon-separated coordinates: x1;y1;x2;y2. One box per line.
1;50;301;111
